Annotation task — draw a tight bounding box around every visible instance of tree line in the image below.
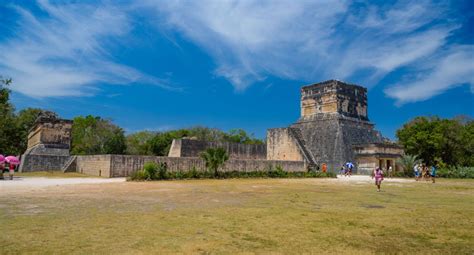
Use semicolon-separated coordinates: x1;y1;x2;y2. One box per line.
396;116;474;168
1;76;264;156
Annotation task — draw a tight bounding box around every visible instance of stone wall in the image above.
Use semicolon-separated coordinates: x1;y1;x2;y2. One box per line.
266;128;304;161
19;154;71;172
74;155;305;177
76;155;111;177
168;139;266;160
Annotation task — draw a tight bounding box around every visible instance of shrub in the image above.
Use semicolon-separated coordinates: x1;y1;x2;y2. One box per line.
200;147;229;177
156;162;168;180
396;154;421;177
128;165;338;181
437;167;474;179
129;170;148;181
143;162;159;180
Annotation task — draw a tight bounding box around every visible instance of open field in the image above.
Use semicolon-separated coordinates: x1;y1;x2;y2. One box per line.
0;176;473;254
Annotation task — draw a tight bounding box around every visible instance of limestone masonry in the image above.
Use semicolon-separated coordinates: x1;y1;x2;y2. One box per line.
19;80;403;176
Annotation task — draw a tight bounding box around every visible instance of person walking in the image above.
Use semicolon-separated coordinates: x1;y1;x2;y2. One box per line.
372;167;384;192
388;166;393;178
8;163;15;180
430;165;437;183
414;164;420;181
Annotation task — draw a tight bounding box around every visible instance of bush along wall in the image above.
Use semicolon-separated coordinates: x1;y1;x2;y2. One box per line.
436;167;474;179
129;163;336;181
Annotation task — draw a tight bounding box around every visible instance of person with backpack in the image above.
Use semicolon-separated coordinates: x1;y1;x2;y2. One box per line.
372;167;384;192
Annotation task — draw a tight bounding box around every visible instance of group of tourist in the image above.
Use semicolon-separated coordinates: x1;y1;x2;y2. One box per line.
0;162;16;180
339;162;354;177
371;164;437;192
0;154;19;180
413;164;437;183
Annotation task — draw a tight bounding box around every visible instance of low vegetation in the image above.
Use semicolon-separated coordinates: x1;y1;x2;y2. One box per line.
129;161;335;181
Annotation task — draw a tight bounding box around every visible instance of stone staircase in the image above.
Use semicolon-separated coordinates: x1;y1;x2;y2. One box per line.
288;128;318;170
61;155;77;173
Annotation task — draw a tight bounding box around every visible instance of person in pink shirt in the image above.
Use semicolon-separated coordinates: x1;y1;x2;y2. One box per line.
372;167;384;192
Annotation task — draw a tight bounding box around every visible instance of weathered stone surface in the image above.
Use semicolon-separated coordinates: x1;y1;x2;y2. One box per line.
267;80;399;173
300;80;368;121
18;155;71;172
266;128;303;161
75;155;305;177
168;138;266;160
353;143;403;174
20;112;73;172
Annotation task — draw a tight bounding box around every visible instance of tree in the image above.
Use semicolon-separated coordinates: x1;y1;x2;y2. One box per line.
126;131;156;155
200;147;229;177
223;128;264;145
0;76;18;155
396;116;474;167
396;154;421;177
15;108;43;153
148;129;190;156
71;115;126;155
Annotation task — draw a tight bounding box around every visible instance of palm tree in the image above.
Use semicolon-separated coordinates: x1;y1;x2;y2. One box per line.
200;147;229;177
396;154;422;177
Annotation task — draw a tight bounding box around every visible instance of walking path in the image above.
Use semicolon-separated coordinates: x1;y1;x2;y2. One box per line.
0;177;126;191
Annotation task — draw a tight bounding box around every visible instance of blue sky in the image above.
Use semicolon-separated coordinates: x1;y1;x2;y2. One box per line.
1;0;473;140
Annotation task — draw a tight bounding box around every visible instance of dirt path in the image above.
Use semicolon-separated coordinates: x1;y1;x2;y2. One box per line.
335;175;414;183
0;177;125;193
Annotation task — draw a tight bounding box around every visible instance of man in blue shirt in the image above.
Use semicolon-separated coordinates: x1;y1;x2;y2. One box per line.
431;165;437;183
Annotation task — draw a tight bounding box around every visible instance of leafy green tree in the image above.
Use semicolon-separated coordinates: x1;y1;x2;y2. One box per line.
397;116;474;167
200;147;229;177
71;115;126;155
148;129;190;156
0;76;18;155
15;108;42;153
223;128;264;144
126;131;156;155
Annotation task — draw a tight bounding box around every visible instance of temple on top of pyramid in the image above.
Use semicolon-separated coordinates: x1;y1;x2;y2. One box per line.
267;80;403;174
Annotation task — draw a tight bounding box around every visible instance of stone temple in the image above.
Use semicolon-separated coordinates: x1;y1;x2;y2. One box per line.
266;80;402;173
19;80;403;176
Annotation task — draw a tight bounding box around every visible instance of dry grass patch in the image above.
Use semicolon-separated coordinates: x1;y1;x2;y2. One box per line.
0;178;473;254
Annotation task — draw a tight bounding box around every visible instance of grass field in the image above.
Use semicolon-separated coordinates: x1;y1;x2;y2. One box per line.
0;177;473;254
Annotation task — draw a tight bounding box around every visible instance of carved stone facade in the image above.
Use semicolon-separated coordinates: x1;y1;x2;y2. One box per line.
19;111;74;172
25;111;73;155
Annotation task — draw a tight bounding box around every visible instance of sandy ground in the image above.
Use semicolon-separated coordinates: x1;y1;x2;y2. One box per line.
335;174;413;183
0;175;413;195
0;176;125;193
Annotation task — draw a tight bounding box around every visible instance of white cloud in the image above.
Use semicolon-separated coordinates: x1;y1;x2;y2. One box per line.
146;0;471;102
0;0;173;98
384;45;474;105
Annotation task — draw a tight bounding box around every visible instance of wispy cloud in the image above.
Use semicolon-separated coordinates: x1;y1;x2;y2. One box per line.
384;45;474;105
0;0;174;98
147;0;471;102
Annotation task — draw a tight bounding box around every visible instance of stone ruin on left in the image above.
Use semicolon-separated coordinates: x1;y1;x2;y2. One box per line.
19;111;75;172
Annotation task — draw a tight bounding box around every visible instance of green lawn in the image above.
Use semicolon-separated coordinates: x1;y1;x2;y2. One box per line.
0;178;473;254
